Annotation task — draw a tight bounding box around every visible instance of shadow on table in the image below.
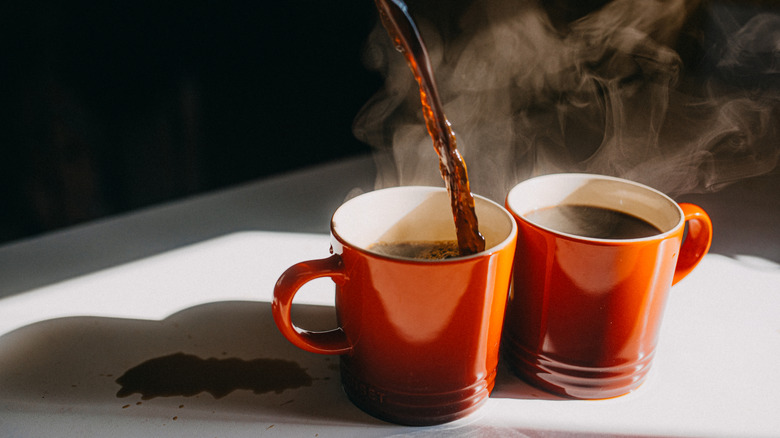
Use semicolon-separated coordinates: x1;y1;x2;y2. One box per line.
0;299;689;437
0;300;387;427
0;297;562;420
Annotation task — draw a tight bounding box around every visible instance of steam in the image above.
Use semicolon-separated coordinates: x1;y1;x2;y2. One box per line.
353;0;780;200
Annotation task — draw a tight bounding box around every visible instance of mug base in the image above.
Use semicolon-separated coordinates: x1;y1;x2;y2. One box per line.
340;366;494;426
502;340;653;400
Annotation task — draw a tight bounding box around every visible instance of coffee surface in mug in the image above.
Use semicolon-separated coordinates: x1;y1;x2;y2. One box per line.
524;205;662;239
369;240;460;260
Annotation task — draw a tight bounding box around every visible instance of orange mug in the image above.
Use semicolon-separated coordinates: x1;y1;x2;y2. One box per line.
503;173;712;399
273;186;517;425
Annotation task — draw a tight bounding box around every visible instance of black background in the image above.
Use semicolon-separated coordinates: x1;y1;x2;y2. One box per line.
0;1;382;243
1;0;777;245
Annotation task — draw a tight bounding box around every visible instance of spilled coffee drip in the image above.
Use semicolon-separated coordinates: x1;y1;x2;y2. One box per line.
374;0;485;256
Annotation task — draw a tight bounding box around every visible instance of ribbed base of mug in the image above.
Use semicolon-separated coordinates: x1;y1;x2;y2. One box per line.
502;338;654;399
340;367;494;426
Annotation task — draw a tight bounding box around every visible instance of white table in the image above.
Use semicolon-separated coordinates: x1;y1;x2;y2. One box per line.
1;156;778;437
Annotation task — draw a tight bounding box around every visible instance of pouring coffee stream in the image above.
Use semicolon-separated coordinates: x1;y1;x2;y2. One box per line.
375;0;485;255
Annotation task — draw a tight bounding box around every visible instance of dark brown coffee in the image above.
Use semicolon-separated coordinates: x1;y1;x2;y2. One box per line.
369;240;461;260
524;205;662;239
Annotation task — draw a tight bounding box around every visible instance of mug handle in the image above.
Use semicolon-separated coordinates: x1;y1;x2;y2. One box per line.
272;254;352;355
672;203;713;285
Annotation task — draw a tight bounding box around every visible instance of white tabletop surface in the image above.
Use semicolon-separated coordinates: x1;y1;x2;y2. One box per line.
1;155;778;437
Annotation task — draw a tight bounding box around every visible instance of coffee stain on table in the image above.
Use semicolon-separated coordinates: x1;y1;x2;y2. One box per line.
115;352;312;399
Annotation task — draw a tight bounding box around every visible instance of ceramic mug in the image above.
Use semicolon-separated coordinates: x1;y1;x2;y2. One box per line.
503;173;712;399
273;186;517;425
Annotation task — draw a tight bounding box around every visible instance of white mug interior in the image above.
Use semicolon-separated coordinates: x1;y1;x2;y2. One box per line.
505;173;683;240
332;186;516;258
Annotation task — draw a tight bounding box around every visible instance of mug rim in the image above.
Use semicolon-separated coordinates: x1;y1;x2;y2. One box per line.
505;173;684;244
331;186;518;263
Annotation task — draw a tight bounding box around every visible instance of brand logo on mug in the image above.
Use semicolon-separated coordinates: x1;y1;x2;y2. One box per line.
342;372;387;404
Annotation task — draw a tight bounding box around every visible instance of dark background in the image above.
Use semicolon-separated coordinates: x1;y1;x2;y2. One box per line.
1;0;777;246
0;1;382;244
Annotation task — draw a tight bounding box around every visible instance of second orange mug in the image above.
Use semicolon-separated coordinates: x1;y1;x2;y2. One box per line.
503;173;712;399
